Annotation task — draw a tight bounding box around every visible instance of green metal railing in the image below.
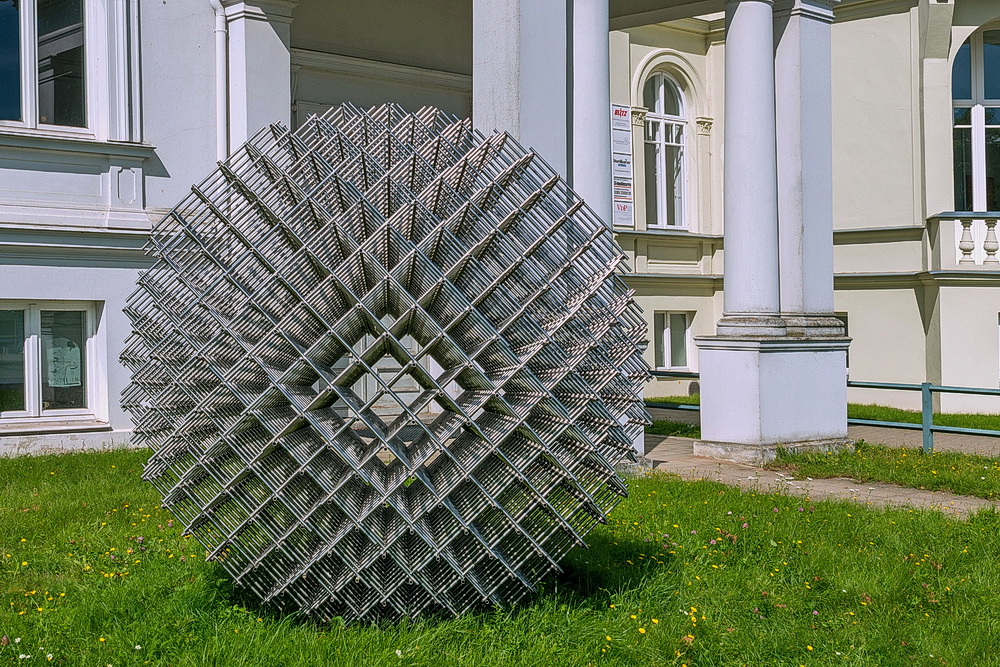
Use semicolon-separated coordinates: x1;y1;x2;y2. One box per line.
648;371;1000;454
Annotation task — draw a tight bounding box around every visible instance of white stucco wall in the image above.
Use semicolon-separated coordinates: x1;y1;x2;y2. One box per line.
140;1;218;213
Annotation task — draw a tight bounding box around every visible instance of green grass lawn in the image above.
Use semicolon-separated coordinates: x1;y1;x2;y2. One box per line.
770;441;1000;501
647;395;702;407
5;450;1000;665
646;420;700;439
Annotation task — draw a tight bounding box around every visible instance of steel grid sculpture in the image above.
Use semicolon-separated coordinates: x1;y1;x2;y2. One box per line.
121;104;649;623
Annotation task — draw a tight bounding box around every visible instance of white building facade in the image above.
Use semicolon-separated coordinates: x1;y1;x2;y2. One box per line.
621;0;1000;416
0;0;996;456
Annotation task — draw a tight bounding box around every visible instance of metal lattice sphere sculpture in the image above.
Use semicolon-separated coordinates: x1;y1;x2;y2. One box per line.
121;104;649;623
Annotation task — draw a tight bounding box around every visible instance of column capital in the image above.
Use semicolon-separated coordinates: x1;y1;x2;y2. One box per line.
223;0;297;23
772;0;839;22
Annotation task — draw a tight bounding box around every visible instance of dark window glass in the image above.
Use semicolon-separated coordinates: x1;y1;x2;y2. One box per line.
953;41;972;100
664;143;682;227
0;310;25;412
37;0;85;127
653;312;664;368
644;140;659;227
0;0;20;121
984;31;1000;100
669;313;687;368
662;80;681;117
40;310;86;410
954;126;973;211
987;127;1000;211
642;77;658;114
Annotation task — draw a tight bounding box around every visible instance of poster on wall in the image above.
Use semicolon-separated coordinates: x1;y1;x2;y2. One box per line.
610;104;634;227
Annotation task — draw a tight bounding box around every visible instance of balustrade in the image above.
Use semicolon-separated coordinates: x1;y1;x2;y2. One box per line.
930;213;1000;268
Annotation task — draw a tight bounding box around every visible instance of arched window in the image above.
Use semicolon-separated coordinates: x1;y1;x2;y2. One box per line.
953;27;1000;211
643;73;686;227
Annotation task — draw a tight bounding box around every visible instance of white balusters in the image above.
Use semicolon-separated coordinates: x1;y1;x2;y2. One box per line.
942;215;1000;267
984;219;999;266
959;219;976;265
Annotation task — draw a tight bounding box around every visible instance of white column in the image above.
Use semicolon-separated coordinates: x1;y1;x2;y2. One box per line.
473;0;614;223
717;0;785;336
224;0;296;148
694;0;849;462
774;0;841;331
571;0;613;223
473;0;568;175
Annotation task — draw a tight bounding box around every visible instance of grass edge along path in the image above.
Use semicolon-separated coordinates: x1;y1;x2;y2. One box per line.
645;396;1000;503
3;450;1000;665
770;440;1000;502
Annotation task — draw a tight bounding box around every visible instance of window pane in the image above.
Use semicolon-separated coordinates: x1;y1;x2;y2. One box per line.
987;108;1000;126
41;310;86;410
953;40;972;100
987;127;1000;211
664;144;682;226
644;120;660;143
662;80;681;117
0;0;20;121
642;77;659;114
644;141;660;227
37;0;86;127
0;310;25;412
954;107;972;126
653;313;665;369
984;31;1000;100
669;314;687;368
954;126;973;210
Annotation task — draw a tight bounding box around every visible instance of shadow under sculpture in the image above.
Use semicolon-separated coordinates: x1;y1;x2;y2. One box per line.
121;103;649;623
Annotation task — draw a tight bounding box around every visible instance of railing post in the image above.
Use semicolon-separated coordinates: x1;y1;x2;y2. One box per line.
984;219;999;266
958;219;976;265
921;382;933;454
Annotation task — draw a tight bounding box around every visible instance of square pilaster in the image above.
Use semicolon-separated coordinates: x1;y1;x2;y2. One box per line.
693;335;851;464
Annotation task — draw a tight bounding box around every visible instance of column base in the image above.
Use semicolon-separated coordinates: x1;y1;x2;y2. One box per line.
693;437;853;466
694;334;851;456
781;315;846;337
715;315;787;337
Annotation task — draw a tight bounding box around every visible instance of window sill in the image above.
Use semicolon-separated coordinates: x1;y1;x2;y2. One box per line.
615;228;723;240
0;128;156;159
0;418;111;437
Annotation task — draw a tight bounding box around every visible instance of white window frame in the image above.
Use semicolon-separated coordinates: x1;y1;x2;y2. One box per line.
0;0;100;137
953;25;1000;212
653;311;691;371
0;300;106;429
0;0;141;144
643;72;687;229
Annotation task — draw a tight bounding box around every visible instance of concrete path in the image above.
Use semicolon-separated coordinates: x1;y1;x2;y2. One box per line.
642;407;1000;518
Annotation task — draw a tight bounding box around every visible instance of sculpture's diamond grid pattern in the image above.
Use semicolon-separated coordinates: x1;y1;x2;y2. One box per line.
122;104;649;623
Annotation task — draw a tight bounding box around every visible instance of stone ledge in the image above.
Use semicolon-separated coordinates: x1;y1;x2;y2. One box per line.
693;438;853;466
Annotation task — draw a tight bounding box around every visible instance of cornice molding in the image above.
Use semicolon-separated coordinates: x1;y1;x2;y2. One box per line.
291;49;471;92
223;0;297;23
